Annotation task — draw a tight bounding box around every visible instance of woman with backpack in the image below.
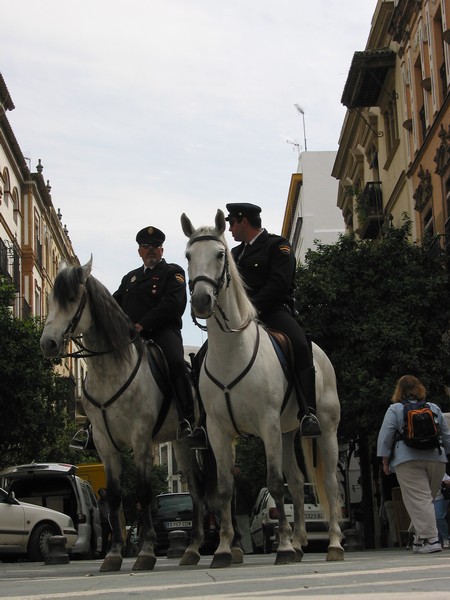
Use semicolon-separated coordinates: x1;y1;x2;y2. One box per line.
377;375;450;554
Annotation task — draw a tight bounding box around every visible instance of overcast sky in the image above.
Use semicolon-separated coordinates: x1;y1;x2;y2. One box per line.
2;0;376;346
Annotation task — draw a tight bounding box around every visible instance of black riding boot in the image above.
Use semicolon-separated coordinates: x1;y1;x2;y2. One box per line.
172;374;208;449
296;366;321;438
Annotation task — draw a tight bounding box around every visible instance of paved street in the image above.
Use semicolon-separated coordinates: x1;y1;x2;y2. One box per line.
1;548;450;600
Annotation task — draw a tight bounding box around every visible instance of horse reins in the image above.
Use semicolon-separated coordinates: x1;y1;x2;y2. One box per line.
187;234;252;333
60;277;144;450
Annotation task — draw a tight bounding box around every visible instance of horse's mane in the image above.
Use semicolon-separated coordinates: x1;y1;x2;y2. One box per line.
189;225;257;322
53;266;136;361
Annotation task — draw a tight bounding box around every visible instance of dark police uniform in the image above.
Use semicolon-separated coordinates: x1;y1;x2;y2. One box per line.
113;227;196;434
230;229;312;372
226;203;320;436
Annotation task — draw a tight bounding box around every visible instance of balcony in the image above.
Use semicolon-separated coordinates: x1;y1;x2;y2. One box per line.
341;49;396;109
356;182;384;239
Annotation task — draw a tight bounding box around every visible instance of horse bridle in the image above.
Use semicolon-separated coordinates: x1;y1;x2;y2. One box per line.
187;234;251;333
61;283;130;358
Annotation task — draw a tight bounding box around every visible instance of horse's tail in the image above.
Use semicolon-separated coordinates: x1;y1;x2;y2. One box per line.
194;445;219;510
301;439;342;524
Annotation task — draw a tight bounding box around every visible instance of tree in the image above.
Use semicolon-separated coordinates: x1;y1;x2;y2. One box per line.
294;221;450;545
0;276;73;467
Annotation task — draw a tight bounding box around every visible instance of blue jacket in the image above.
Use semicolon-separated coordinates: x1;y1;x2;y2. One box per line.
377;400;450;470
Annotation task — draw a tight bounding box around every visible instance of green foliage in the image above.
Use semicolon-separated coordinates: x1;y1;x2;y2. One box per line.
0;276;74;468
295;221;450;445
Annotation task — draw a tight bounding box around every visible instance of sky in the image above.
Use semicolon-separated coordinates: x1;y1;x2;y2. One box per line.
2;0;376;346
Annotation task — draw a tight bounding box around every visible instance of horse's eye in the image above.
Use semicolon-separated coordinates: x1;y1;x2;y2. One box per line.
185;252;191;261
218;250;225;260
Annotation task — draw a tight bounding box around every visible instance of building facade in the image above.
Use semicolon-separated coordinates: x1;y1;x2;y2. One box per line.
282;150;345;262
0;73;85;419
332;0;450;255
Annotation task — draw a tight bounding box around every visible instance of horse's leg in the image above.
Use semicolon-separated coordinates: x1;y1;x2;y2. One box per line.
282;430;306;562
318;432;345;561
99;452;123;572
208;425;235;569
303;426;344;560
132;447;157;571
263;425;296;565
173;441;203;566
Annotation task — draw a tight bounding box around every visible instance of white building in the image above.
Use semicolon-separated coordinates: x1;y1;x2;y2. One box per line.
282;151;345;262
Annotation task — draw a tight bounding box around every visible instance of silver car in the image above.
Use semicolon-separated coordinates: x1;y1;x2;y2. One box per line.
0;463;101;559
0;487;77;561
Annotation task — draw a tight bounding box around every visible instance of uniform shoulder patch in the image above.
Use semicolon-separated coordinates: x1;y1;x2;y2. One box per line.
278;243;291;255
175;273;185;284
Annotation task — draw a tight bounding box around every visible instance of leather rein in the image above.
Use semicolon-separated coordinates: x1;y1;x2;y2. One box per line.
59;282;142;451
187;233;261;435
187;234;252;333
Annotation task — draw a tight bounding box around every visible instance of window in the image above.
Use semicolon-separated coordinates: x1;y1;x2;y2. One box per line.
383;98;399;158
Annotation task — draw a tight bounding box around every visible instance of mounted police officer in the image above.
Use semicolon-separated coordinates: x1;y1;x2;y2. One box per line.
225;203;321;438
113;226;207;449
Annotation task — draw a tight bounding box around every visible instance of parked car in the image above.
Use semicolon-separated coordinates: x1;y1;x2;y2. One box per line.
151;492;220;556
0;486;78;561
0;463;101;559
250;483;351;553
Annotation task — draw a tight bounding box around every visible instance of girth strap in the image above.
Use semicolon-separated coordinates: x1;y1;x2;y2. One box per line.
204;325;260;436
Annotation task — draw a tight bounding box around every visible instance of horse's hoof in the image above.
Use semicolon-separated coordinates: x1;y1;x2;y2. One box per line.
294;548;304;562
326;546;344;561
210;552;232;568
274;549;296;565
231;547;244;563
179;550;201;566
99;555;123;572
132;554;157;571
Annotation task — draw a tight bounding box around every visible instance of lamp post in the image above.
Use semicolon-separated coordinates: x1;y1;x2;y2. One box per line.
294;104;307;151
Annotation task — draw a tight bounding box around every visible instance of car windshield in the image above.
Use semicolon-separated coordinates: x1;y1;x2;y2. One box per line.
152;495;193;517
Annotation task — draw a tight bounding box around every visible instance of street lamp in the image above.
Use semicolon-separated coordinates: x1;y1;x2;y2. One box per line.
294;104;307;151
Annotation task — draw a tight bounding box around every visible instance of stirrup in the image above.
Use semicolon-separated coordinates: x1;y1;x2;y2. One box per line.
69;427;90;451
299;413;321;439
188;426;208;450
177;419;193;441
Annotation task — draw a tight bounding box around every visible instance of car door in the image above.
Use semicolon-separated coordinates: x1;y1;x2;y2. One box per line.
0;490;26;551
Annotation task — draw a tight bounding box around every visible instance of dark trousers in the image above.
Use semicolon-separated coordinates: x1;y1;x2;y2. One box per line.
149;328;188;377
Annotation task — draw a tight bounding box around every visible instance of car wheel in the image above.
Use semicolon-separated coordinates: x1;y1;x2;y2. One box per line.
263;528;273;554
28;524;56;562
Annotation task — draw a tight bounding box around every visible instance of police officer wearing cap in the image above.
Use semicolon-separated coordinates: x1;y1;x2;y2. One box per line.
113;226;207;448
225;203;321;438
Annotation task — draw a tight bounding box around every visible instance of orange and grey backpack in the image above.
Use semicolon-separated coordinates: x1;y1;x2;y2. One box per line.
398;400;442;452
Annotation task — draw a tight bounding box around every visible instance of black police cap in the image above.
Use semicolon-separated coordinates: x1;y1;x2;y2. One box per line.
225;203;262;221
136;226;166;245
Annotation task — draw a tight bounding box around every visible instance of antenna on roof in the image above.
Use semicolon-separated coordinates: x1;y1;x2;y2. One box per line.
294;104;307;151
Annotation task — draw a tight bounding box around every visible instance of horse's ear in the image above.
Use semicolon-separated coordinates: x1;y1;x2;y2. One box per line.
81;255;93;282
215;209;226;235
181;213;195;238
58;260;68;273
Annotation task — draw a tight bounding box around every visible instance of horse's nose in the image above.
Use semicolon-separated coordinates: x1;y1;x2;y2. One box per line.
40;335;62;358
191;291;213;319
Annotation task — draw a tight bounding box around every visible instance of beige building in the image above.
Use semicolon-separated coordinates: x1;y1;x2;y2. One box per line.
332;0;450;254
0;72;84;418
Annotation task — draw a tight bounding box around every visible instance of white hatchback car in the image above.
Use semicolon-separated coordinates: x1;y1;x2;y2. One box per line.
250;483;350;553
0;487;78;561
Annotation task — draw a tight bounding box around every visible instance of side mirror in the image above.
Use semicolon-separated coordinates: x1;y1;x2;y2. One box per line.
7;489;16;503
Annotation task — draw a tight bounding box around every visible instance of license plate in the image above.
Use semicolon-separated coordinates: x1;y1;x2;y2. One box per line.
306;512;324;520
165;520;192;529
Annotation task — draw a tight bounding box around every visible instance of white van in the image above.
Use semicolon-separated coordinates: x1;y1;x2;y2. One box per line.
0;463;102;559
250;483;351;553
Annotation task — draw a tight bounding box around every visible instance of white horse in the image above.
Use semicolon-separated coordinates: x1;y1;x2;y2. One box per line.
181;209;344;566
39;258;227;571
